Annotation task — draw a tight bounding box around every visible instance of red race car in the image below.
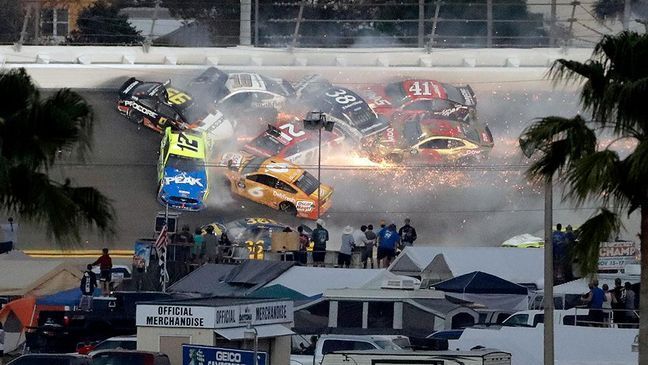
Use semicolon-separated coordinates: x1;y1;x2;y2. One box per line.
358;79;476;119
242;120;345;166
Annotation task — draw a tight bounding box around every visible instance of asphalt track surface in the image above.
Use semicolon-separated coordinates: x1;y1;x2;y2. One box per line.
11;82;641;250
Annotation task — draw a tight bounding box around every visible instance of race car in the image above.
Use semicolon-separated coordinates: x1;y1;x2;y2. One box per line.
359;79;477;119
366;111;494;164
293;77;390;142
242;121;345;166
117;77;236;141
221;152;333;220
157;127;209;211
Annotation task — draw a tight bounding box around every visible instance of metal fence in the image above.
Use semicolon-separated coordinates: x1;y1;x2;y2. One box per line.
5;0;640;49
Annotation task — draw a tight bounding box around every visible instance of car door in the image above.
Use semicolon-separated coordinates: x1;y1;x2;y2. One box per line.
157;131;170;184
241;173;279;207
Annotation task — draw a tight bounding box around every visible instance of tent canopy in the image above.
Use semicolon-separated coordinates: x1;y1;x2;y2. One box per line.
0;260;83;297
264;266;384;297
433;271;529;295
249;284;310;301
0;296;36;353
36;287;100;306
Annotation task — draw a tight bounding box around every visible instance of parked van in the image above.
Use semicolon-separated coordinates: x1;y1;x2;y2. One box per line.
321;348;511;365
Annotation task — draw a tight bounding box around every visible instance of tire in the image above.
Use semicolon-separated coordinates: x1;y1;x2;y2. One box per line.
279;201;297;216
127;109;144;125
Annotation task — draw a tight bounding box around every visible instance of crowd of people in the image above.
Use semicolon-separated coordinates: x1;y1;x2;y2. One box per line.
552;223;577;283
582;278;638;327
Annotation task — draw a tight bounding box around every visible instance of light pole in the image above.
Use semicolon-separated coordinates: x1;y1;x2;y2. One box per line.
244;324;259;365
302;112;335;219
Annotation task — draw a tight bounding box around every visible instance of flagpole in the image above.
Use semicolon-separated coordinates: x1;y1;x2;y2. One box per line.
162;203;169;293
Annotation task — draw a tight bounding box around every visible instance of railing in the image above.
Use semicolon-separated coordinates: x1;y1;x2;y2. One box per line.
5;0;641;49
570;306;639;328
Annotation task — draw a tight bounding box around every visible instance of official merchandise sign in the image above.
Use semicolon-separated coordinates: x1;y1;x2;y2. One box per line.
136;304;216;328
183;344;267;365
136;301;293;329
598;241;639;271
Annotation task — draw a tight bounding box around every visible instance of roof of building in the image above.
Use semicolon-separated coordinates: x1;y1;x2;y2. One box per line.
264;266;384;297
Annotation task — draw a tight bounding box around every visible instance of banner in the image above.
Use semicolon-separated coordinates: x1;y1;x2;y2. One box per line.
183;344;267;365
133;240;152;271
598;241;639;271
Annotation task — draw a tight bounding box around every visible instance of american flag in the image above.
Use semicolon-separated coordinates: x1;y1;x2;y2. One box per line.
155;224;169;250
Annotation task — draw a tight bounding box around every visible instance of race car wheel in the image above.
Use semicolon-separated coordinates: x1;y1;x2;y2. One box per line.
127;110;144;125
386;153;403;163
279;201;297;216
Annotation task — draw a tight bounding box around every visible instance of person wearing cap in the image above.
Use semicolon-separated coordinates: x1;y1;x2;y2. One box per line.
338;226;354;268
311;219;329;267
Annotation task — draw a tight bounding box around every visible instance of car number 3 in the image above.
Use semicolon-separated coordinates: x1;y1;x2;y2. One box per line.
325;89;357;105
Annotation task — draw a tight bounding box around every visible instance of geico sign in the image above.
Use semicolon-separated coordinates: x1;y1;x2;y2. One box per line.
215;351;241;362
123;100;158;118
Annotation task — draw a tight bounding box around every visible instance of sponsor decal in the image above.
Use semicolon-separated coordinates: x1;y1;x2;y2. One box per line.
296;200;315;212
460;88;475;105
122;80;139;94
248;186;264;197
266;162;290;173
123;100;158;118
165;172;204;187
272;190;296;203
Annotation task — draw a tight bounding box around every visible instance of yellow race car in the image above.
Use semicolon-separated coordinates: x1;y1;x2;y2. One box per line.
221;152;333;220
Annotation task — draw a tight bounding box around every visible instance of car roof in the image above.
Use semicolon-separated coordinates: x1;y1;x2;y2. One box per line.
256;157;304;182
91;350;165;356
101;335;137;341
168;130;206;159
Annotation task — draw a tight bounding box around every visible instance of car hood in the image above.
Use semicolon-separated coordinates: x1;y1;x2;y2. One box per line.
161;167;207;198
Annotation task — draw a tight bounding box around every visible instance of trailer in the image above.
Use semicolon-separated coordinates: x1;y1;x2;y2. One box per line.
321;348;511;365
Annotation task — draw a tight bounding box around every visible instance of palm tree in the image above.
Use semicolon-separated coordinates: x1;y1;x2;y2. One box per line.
0;68;115;245
519;31;648;362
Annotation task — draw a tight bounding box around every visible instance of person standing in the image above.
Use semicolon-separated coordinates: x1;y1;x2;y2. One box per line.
338;226;354;268
581;279;605;326
378;224;400;268
611;277;624;324
92;248;112;295
398;218;417;248
624;282;637;325
363;225;377;269
203;226;220;263
352;225;368;268
297;226;310;266
552;223;567;282
602;283;612;324
192;227;204;264
79;264;97;310
311;219;329;267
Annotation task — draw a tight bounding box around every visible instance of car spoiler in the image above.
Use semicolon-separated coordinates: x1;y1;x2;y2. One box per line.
457;85;476;106
118;77;140;98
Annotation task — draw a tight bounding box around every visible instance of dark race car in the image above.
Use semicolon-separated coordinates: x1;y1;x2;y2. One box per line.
359;79;477;120
366;111;493;164
293;80;389;143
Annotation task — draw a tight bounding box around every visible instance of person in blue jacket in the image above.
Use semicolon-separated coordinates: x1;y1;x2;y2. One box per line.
378;224;400;268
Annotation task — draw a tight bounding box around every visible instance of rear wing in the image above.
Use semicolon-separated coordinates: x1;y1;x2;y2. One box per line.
457;85;476;106
118;77;140;98
187;67;229;102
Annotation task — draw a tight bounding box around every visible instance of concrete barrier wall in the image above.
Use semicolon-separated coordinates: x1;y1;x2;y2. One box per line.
1;46;592;89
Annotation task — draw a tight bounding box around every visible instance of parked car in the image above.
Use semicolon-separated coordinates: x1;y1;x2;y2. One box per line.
291;334;408;365
7;354;91;365
91;350;170;365
77;335;137;355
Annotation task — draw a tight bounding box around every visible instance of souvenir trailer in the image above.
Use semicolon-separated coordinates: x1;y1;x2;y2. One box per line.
136;297;294;365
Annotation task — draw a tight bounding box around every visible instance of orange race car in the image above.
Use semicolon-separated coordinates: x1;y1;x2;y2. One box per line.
221;152;333;220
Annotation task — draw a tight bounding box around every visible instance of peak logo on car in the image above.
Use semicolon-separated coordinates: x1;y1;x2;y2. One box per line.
165;173;204;187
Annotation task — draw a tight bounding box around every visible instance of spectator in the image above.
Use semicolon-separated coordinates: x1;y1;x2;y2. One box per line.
311;219;329;267
581;279;605;326
352;225;367;267
563;225;576;280
79;264;97;310
398;218;417;248
338;226;354;268
363;225;377;269
602;283;612;324
91;248;112;295
203;226;220;263
624;282;637;325
192;227;204;262
611;277;624;324
552;223;567;282
297;226;310;266
378;224;400;268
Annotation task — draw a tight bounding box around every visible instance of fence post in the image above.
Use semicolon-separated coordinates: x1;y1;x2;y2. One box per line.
240;0;252;45
418;0;425;47
427;1;442;52
622;0;631;30
550;0;557;46
567;1;578;47
486;0;493;47
291;1;306;48
255;0;260;46
15;5;32;50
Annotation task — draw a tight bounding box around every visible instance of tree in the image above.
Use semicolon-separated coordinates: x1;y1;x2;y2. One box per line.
67;0;143;45
593;0;648;23
519;31;648;361
0;68;115;246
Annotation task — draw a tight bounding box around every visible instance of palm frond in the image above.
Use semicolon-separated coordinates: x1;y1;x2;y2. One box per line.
616;78;648;135
572;208;622;275
563;149;621;205
0;68;38;122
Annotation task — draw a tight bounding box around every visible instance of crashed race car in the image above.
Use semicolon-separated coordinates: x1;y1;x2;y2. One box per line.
221;152;333;220
292;75;390;142
117;76;236;141
359;79;477;120
157;127;209;211
243;120;345;166
366;111;494;164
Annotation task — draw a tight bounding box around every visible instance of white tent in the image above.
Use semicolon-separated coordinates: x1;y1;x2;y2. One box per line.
264;266;384;297
0;259;83;297
390;247;544;288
